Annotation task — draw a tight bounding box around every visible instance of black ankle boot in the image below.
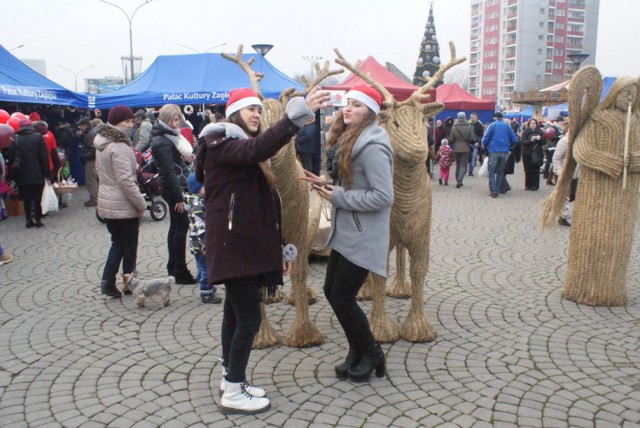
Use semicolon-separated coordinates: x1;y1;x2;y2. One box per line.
100;280;121;298
348;345;385;382
335;350;361;380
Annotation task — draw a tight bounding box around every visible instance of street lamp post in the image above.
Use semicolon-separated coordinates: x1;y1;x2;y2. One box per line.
177;42;227;53
568;53;590;73
251;44;274;57
9;44;24;52
302;56;322;80
56;65;95;91
99;0;155;83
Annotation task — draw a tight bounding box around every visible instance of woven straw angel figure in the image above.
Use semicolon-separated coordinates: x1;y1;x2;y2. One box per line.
542;68;640;306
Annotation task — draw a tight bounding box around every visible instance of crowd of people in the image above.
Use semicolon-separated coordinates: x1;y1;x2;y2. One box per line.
430;110;569;206
0;85;574;416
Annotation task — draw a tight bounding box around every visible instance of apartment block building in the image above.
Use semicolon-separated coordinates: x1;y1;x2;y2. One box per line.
468;0;600;107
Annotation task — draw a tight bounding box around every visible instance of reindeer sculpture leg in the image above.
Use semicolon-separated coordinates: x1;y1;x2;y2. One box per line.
386;245;411;298
368;273;399;343
252;302;281;349
356;275;374;301
283;268;324;347
399;239;437;343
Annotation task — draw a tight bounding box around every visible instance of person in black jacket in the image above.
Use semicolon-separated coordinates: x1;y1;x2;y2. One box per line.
77;117;98;206
151;104;195;284
295;114;321;173
54;119;74;154
13;119;49;228
468;112;484;175
520;118;544;190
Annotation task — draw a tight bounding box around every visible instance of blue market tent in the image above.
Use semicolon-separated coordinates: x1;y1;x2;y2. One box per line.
91;53;302;109
543;76;617;118
504;105;534;121
0;44;87;107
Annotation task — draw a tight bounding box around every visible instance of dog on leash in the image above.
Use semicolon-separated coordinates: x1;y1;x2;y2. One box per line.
119;274;173;308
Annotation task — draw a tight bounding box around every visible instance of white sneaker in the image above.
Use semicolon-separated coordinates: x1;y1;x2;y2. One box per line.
220;381;270;415
219;365;266;398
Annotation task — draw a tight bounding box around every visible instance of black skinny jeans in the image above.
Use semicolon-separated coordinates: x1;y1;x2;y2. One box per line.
21;184;44;223
102;218;140;285
522;153;541;189
324;250;376;355
166;207;190;276
221;276;262;383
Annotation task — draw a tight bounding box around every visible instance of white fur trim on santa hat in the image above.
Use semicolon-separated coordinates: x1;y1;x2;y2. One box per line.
346;90;380;115
225;96;262;118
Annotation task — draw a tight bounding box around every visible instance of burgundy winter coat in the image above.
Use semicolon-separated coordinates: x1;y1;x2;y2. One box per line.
195;116;300;285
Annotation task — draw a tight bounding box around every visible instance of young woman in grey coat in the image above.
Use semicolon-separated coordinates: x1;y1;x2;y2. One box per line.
303;84;394;383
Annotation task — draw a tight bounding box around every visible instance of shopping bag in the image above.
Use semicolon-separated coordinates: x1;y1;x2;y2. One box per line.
41;179;59;214
478;157;489;177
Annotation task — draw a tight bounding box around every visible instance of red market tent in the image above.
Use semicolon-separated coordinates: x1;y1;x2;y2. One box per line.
324;56;435;102
435;83;495;111
434;83;496;123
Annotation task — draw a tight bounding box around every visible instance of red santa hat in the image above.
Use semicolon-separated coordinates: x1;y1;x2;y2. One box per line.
346;84;383;115
225;88;262;118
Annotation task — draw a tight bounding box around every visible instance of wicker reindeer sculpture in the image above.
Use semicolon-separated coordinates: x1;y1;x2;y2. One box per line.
334;42;465;343
222;46;343;348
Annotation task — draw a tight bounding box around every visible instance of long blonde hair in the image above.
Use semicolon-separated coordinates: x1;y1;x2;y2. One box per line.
325;110;377;186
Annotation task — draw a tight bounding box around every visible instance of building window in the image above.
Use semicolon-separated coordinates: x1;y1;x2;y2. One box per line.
556;9;565;16
555;35;564;43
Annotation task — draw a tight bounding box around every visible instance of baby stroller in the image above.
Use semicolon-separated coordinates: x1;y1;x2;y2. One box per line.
136;149;168;221
136;160;168;221
95;148;168;223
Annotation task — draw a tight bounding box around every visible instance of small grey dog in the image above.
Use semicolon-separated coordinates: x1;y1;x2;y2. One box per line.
119;274;173;308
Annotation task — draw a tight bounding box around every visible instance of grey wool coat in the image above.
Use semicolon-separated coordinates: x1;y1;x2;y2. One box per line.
327;122;394;277
94;124;146;219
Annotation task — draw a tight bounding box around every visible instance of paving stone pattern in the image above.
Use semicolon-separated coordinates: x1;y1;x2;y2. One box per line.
1;169;639;428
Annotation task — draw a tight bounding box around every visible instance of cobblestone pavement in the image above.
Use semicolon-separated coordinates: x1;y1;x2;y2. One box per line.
1;168;640;428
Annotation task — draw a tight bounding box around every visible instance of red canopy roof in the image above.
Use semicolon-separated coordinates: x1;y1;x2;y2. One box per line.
325;56;435;102
435;83;495;110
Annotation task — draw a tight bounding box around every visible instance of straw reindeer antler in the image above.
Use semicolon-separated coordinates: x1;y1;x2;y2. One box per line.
402;41;466;108
290;60;344;98
221;45;265;99
334;48;396;109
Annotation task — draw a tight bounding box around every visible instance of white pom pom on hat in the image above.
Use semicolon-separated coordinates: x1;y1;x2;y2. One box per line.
225;88;262;118
346;84;383;115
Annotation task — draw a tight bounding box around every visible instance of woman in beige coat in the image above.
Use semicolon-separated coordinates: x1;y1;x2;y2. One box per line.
94;106;146;298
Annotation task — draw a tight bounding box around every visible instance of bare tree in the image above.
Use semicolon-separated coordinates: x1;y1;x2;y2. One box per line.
444;67;469;90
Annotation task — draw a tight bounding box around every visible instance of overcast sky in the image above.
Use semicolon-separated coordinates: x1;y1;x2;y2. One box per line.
2;0;638;92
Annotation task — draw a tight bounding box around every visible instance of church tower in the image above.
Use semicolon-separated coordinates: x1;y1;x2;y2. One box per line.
413;3;443;87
